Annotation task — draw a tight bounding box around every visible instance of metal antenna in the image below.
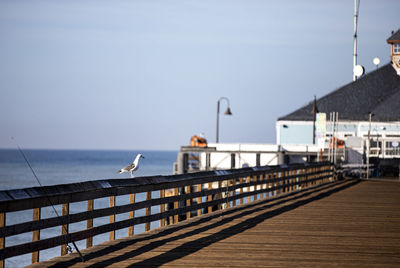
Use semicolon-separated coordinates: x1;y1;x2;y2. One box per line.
11;138;85;262
353;0;361;81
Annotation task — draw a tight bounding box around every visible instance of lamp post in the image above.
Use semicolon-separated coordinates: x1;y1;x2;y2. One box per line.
367;113;374;179
216;97;232;143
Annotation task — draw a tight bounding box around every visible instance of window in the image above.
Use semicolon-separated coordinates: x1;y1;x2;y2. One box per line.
394;43;400;53
370;140;382;148
387;134;400;138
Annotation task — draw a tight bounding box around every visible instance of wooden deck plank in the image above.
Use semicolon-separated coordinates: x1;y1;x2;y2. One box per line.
27;179;400;267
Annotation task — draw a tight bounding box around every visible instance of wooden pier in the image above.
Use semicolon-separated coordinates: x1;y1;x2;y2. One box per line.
28;178;400;267
1;163;399;267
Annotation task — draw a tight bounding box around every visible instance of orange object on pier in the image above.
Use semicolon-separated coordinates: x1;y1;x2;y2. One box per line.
190;135;207;147
330;137;345;148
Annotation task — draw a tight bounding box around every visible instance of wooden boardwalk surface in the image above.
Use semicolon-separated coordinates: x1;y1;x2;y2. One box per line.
29;179;400;267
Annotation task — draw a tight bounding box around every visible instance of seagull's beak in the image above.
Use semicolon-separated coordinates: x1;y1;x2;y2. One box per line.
141;155;145;159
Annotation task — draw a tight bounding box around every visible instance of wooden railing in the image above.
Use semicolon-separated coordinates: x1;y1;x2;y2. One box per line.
0;162;334;267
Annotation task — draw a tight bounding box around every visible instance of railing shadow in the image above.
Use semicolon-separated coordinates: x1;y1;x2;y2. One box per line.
47;179;360;268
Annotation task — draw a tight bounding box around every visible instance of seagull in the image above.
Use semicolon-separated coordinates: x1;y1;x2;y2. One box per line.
118;154;145;178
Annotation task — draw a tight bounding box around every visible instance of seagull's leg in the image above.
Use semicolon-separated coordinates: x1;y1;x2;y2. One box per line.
131;171;134;178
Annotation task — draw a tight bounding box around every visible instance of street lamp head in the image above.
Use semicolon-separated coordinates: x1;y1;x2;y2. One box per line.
216;97;233;143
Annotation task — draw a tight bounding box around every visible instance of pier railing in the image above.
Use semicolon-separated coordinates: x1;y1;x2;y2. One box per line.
0;162;334;267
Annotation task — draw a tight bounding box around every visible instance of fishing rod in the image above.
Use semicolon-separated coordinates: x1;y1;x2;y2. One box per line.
11;138;84;262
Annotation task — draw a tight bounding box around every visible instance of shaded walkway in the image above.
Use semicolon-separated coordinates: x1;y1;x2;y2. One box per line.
29;179;400;267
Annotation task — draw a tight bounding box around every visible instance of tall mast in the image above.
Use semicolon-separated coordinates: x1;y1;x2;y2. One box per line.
353;0;359;81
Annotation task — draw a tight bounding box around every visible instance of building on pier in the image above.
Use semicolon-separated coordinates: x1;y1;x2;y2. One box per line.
175;29;400;176
277;29;400;176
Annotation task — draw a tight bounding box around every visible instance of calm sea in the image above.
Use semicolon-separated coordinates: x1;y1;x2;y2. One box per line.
0;149;177;267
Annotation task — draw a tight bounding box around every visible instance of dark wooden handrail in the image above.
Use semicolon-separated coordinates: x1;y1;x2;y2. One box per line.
0;162;334;267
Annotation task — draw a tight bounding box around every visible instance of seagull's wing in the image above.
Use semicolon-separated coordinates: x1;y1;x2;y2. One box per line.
122;163;136;172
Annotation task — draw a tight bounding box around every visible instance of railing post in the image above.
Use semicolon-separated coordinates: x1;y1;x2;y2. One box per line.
284;170;288;193
218;181;223;210
269;173;272;197
305;168;308;188
226;179;231;209
207;182;213;213
109;196;116;240
320;166;323;183
253;175;258;201
324;165;327;181
246;176;251;204
313;167;316;185
319;166;323;183
197;184;202;217
160;190;165;228
325;166;330;182
0;213;5;268
296;168;303;190
282;172;285;194
232;178;236;207
278;172;282;195
240;177;244;205
300;168;303;188
273;172;276;197
262;173;266;198
174;187;179;223
32;207;41;264
283;171;287;192
315;166;318;184
145;191;151;231
61;203;69;256
129;193;135;236
185;186;191;219
87;200;93;248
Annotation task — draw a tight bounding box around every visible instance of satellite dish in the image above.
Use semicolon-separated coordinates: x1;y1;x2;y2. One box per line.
353;64;365;77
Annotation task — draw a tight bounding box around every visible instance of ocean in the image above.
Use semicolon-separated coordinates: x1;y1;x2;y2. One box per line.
0;149;177;267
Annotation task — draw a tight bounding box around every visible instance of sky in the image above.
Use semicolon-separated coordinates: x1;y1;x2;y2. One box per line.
0;0;399;151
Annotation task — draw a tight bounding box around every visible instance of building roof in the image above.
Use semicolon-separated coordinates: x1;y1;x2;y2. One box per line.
278;63;400;122
387;29;400;43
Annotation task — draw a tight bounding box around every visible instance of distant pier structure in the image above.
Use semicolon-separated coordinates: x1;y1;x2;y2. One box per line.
174;143;320;174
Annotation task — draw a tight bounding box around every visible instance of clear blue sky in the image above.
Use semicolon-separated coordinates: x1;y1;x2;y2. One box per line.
1;0;399;150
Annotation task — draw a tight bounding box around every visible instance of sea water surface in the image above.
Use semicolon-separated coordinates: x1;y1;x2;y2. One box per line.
0;149;177;267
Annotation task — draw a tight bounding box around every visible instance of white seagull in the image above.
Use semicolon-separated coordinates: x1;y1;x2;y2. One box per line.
118;154;145;178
